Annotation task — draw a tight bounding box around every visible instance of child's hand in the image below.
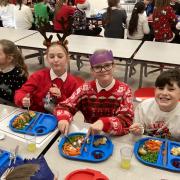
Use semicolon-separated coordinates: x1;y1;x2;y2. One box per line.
22;93;31;108
129;123;144;135
58;120;69;135
86;120;104;137
49;84;61;97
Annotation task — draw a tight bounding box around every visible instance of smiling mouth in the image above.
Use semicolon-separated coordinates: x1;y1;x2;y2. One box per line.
159;97;170;101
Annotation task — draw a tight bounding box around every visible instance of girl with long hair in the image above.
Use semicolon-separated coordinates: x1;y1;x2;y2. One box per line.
102;0;127;38
127;1;150;40
0;39;28;103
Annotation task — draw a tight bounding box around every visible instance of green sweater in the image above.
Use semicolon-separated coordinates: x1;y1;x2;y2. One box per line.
34;2;49;26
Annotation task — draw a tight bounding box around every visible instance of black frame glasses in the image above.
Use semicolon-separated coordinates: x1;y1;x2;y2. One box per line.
91;63;114;73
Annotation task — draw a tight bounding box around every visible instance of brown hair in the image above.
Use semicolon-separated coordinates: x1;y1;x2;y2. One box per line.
46;42;69;57
104;0;120;25
0;39;28;78
54;0;67;15
0;0;9;6
155;0;170;9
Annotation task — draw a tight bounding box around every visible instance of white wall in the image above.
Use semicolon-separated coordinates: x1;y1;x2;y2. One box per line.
90;0;108;11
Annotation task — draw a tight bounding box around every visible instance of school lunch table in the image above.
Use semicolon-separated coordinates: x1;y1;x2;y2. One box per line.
44;120;179;180
133;41;180;88
15;32;142;82
0;27;37;42
0;104;59;159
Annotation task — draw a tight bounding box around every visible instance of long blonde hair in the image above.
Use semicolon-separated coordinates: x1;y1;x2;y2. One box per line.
0;39;28;77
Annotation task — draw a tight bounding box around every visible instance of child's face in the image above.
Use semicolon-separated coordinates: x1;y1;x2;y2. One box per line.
155;82;180;112
91;61;114;87
46;44;68;75
0;44;12;66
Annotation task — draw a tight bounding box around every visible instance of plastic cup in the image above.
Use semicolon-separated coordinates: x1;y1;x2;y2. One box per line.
25;134;36;153
120;146;133;169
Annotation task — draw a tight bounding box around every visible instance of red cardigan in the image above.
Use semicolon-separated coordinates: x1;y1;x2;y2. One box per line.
53;4;75;31
54;80;134;136
14;68;81;112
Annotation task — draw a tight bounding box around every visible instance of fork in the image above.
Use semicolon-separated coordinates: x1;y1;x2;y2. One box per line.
8;150;14;167
64;135;78;149
13;145;19;164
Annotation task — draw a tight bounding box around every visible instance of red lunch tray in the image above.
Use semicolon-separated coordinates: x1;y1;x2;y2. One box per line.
65;168;109;180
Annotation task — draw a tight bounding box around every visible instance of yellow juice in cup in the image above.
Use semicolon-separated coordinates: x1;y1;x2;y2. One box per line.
120;158;131;169
27;143;36;152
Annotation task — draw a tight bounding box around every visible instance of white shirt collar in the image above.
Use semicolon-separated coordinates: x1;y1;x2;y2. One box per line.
50;69;67;82
0;65;15;73
96;79;115;93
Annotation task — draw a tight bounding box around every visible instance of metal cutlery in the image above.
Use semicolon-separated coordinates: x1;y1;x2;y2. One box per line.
64;135;78;149
13;145;19;164
27;113;41;132
163;141;168;166
8;151;14;167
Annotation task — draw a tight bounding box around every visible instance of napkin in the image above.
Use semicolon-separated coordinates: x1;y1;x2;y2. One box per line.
0;156;54;180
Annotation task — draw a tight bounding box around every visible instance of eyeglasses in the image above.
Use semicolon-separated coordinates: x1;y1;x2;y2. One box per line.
92;63;114;73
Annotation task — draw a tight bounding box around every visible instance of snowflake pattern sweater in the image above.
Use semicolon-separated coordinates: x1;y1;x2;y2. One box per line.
153;6;177;41
14;68;81;112
54;80;134;136
0;66;27;102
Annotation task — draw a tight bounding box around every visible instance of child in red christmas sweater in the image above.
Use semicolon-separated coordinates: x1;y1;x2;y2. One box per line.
152;0;177;42
14;42;81;113
54;49;134;136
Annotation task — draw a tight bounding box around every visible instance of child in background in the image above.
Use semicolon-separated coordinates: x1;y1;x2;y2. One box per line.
34;0;53;28
72;0;102;36
102;0;127;39
14;0;34;30
14;40;82;113
0;0;15;28
54;49;134;136
152;0;177;42
127;1;150;40
53;0;75;32
0;39;28;103
130;69;180;141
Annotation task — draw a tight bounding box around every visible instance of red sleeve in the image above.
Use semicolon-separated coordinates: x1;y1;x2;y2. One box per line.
100;85;134;136
53;84;85;122
14;73;40;107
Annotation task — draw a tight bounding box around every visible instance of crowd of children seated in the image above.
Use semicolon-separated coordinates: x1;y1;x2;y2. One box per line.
0;0;180;41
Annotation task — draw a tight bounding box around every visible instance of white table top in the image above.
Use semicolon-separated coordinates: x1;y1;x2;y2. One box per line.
0;104;17;121
134;41;180;65
44;122;179;180
0;105;58;159
15;32;142;59
0;27;37;42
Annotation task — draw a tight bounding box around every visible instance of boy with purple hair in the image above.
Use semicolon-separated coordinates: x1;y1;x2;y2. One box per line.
54;49;134;136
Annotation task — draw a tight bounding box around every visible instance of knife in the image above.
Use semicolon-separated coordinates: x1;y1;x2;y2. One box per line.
13;145;19;164
27;113;41;132
163;141;168;166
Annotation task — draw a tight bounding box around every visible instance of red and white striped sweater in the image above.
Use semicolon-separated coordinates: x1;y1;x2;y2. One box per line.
54;80;134;136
